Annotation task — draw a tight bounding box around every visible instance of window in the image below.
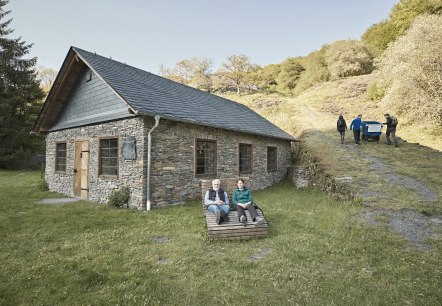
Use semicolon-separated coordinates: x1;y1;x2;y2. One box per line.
267;146;277;172
100;138;118;176
195;139;216;175
55;142;67;172
239;143;252;173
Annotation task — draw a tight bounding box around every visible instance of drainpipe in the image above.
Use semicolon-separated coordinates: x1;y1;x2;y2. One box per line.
145;115;160;211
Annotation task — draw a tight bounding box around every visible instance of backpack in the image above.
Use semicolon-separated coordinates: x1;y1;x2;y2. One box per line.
391;116;398;126
337;119;345;128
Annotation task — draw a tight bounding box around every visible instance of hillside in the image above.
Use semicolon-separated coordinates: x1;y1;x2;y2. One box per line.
224;74;442;152
222;75;442;250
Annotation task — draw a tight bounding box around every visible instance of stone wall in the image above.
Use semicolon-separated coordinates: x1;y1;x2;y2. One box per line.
45;117;146;207
149;118;292;207
45;116;292;208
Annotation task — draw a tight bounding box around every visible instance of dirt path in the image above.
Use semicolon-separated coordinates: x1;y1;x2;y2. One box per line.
290;98;442;251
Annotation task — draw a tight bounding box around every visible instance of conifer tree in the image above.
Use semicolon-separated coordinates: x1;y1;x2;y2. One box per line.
0;0;44;168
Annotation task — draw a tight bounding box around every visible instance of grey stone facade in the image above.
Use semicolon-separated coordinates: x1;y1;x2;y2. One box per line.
45;116;292;208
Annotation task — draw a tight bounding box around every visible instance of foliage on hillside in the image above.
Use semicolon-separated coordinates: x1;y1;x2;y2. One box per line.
362;0;442;57
325;40;373;80
375;14;442;125
160;0;441;99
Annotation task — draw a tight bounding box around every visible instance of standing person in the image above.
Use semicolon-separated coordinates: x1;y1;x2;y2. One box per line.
383;113;398;147
349;114;363;145
337;114;348;144
232;178;264;227
204;179;230;225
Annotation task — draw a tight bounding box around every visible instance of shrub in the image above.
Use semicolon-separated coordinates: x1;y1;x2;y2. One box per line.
37;178;49;192
107;186;130;208
367;81;386;100
325;40;373;80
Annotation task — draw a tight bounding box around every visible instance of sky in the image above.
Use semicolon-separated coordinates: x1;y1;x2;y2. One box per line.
6;0;399;74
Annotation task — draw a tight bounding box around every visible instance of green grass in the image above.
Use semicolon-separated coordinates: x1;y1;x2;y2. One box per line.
0;171;441;305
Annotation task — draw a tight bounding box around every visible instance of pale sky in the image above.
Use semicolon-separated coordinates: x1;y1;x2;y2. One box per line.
6;0;398;73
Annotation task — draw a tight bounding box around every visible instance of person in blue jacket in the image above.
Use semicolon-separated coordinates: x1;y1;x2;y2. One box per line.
349;114;363;145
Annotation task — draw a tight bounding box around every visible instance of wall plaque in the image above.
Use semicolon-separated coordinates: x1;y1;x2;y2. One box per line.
122;136;136;160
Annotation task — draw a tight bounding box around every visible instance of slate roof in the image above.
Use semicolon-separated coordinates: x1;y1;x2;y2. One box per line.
53;47;295;141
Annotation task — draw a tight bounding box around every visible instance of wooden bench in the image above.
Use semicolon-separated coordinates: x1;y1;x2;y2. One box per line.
201;178;269;240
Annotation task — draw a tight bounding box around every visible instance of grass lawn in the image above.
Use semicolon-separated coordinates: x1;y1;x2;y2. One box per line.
0;171;440;305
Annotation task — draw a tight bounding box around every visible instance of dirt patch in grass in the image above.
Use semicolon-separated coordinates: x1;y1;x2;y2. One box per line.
249;248;272;262
363;208;442;251
364;155;438;202
36;198;81;205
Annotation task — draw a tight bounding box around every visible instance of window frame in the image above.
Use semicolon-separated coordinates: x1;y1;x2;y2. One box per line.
195;138;217;177
99;137;119;178
267;146;277;172
55;142;67;173
238;143;253;174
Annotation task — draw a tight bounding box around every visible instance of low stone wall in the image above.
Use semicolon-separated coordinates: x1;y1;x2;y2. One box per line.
293;145;355;202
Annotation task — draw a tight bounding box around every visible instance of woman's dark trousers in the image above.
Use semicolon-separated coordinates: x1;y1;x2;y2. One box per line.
237;204;258;221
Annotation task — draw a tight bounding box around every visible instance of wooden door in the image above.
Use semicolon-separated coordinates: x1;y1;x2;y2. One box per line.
74;141;89;199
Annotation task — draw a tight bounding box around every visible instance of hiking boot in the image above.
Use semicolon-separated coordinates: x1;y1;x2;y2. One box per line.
240;215;247;226
222;213;229;222
219;210;226;224
215;210;221;225
254;217;264;227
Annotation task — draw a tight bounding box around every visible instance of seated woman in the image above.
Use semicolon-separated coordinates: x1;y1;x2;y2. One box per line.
232;178;263;227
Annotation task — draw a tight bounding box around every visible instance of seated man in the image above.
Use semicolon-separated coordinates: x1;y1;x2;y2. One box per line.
204;179;230;225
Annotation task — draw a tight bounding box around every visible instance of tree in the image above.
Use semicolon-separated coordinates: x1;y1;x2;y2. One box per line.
36;65;57;95
255;63;281;93
377;14;442;124
361;20;397;57
276;57;305;95
0;0;45;168
362;0;442;57
187;57;212;91
159;57;212;91
294;45;330;95
325;40;373;80
216;54;257;96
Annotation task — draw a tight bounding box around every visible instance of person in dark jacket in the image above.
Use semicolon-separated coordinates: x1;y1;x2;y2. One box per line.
349;114;363;145
232;178;263;227
383;113;398;147
204;179;230;225
337;114;348;144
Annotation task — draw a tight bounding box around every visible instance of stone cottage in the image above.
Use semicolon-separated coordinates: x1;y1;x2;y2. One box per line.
32;47;296;209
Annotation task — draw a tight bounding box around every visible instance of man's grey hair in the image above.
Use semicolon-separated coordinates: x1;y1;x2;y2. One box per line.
212;179;220;184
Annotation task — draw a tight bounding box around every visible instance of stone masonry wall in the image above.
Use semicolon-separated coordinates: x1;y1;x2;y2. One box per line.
149;118;292;207
45;117;146;207
45;116;292;208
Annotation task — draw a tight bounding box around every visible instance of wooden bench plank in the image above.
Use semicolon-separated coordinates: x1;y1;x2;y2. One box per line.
204;208;269;239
